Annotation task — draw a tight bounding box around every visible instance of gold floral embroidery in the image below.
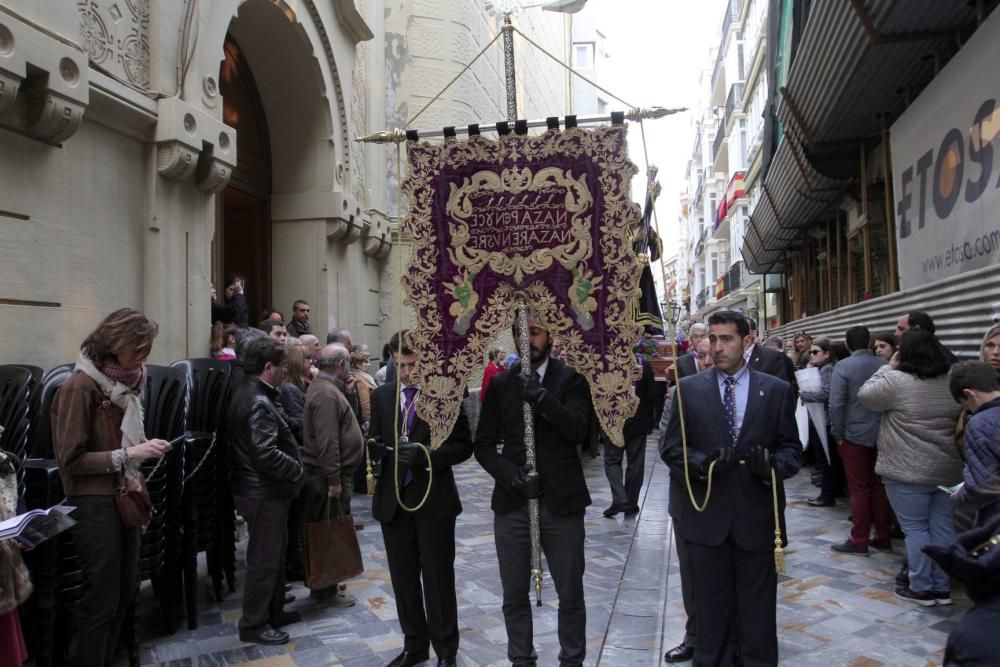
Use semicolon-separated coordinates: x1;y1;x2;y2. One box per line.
401;126;643;448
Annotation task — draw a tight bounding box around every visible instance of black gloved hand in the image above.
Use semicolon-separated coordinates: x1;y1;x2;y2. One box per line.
699;447;737;478
511;372;545;405
396;443;423;468
748;446;774;481
366;437;386;462
511;465;543;499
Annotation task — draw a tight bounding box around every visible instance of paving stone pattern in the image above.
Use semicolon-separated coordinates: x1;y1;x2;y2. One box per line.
126;431;967;666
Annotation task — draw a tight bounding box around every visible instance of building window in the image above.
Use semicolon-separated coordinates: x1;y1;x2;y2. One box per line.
737;33;745;79
711;252;718;282
739;118;748;168
574;43;594;69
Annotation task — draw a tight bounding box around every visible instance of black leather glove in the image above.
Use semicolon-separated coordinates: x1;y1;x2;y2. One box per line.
511;372;545;405
699;447;737;478
511;465;543;499
366;437;386;462
748;446;774;481
396;443;423;468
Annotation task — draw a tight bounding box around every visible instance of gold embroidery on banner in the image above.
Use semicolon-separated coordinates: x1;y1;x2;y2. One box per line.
401;126;643;448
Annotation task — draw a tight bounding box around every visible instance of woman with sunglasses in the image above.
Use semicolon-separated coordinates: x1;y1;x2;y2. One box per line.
800;338;843;507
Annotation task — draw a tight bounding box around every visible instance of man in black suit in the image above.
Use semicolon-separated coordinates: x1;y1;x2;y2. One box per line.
475;317;592;666
369;331;473;667
660;311;802;666
744;318;796;384
602;353;658;517
675;322;708;379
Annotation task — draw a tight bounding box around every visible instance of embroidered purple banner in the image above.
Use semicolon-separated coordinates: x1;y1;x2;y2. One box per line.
402;125;643;447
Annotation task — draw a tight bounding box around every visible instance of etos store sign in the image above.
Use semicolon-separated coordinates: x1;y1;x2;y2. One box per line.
892;10;1000;290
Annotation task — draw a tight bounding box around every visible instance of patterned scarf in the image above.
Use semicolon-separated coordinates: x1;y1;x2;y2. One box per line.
101;359;145;389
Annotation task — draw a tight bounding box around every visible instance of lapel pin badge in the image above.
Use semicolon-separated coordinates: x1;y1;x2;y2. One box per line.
759;390;765;396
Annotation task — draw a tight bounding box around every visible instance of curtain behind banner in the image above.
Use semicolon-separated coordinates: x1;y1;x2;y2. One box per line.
402;125;643;447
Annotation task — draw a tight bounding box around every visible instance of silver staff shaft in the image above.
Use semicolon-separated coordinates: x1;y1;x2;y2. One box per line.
516;296;544;607
353;107;686;144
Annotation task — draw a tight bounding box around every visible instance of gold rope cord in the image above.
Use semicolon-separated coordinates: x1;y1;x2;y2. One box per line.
391;141;433;513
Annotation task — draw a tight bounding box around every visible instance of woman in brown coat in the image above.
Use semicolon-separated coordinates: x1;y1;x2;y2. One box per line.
51;308;172;667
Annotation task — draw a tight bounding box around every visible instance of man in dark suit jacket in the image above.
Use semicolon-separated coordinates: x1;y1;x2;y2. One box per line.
744;318;796;385
369;331;473;667
602;354;658;517
675;323;708;379
660;311;802;666
475;317;592;666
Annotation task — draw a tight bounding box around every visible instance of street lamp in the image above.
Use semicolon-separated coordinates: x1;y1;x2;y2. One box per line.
485;0;588;16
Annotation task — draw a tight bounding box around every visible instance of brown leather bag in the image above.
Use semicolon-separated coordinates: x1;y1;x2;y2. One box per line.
115;469;153;533
304;501;363;590
102;401;154;532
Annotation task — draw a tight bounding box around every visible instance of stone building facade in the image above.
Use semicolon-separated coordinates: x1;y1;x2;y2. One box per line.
0;0;571;368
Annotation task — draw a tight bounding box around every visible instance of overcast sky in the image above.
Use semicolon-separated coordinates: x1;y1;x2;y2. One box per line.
574;0;727;260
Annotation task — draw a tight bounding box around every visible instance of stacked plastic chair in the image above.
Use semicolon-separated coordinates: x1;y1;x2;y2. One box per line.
120;364;188;665
170;359;232;629
0;365;37;487
19;363;74;667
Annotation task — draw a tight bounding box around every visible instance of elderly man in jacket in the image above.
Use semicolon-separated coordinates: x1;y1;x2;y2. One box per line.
828;325;890;556
227;337;304;645
302;343;364;605
948;361;1000;527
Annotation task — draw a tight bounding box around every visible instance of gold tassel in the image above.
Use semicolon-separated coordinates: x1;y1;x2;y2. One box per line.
771;467;784;574
365;446;376;495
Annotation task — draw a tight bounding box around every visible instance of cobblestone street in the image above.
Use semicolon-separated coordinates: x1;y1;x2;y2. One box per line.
127;431;969;666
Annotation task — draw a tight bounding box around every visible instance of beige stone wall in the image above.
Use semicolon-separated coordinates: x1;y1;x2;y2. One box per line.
0;0;571;369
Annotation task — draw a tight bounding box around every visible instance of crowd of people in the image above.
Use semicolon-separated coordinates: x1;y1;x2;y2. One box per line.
659;309;1000;666
2;290;999;667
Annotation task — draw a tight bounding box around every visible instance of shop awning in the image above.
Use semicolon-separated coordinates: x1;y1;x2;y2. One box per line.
779;0;979;152
742;0;983;273
742;138;848;273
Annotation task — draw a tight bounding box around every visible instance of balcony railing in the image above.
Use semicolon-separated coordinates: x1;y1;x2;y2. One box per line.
727;260;745;292
710;0;743;91
712;124;726;159
695;289;707;310
724;82;744;130
693;173;704;205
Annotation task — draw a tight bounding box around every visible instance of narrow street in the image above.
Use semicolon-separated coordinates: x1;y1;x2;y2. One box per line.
128;432;967;666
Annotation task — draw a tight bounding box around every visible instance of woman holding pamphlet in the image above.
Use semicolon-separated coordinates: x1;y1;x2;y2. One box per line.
51;309;172;667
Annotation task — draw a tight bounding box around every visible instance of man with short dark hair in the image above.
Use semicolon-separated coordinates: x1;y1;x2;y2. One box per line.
948;361;1000;526
896;310;936;336
475;316;592;666
227;337;304;645
660;311;801;666
259;319;288;345
287;300;312;338
370;331;473;667
744;317;796;384
303;343;364;605
828;325;891;556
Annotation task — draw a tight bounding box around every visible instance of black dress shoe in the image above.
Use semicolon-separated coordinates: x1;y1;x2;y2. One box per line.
436;658;457;667
664;641;694;663
623;504;640;516
238;627;289;645
602;504;624;518
807;496;834;507
386;650;430;667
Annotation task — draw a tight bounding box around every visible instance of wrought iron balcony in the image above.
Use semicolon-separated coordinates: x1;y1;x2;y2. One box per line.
724;82;744;130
